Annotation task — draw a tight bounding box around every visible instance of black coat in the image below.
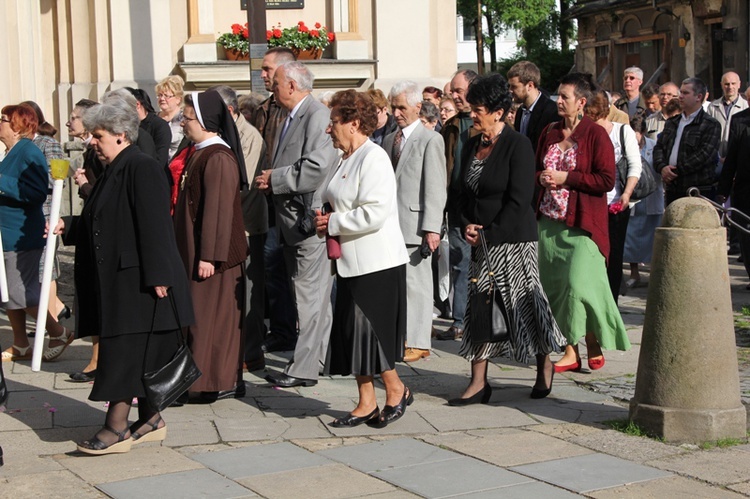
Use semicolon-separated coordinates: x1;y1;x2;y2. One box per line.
513;93;561;152
457;127;539;246
140;112;172;167
63;145;194;338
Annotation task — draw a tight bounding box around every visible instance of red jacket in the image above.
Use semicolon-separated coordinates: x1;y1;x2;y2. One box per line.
535;116;615;260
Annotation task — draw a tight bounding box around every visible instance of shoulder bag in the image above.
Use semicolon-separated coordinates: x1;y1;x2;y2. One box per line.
469;229;510;345
142;294;202;412
616;124;657;200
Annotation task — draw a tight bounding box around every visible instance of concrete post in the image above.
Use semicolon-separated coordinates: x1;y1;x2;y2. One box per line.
630;197;746;443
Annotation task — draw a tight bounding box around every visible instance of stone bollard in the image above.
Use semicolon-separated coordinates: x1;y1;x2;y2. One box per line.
630;197;746;443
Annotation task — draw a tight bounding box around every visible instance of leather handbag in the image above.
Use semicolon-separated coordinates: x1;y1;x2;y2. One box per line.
469;229;510;345
142;294;201;412
616;124;657;200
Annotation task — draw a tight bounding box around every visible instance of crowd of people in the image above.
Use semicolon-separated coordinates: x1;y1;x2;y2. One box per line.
1;49;747;454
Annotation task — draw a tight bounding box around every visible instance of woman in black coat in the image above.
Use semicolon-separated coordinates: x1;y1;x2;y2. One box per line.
449;73;565;405
54;101;194;456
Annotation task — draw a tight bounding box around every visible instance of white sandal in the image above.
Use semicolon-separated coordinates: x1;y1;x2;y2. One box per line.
2;344;32;362
43;327;74;362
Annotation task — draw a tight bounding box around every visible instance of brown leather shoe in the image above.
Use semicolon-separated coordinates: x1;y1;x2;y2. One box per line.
403;348;430;363
436;326;463;341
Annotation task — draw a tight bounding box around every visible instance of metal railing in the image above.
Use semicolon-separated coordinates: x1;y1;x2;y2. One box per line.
687;187;750;234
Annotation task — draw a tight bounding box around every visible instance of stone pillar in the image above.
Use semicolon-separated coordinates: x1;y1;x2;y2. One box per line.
630;197;746;443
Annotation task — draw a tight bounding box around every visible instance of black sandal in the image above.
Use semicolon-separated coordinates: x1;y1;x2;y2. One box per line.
77;425;132;455
130;416;167;445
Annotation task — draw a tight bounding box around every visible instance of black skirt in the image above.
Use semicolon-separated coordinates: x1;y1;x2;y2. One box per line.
327;264;406;376
89;329;181;402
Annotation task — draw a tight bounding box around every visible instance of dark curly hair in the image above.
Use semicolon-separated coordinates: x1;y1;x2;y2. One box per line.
465;73;512;114
559;72;598;102
329;90;379;137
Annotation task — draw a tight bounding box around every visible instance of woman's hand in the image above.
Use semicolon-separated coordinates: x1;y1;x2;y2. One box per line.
314;209;331;236
154;285;169;298
618;191;631;207
539;168;558;189
465;224;483;247
44;219;65;238
198;260;215;280
73;168;89;187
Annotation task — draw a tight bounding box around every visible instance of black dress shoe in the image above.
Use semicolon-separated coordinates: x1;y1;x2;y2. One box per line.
57;305;72;322
170;391;189;407
265;372;317;388
262;336;297;353
448;384;492;406
330;407;379;428
69;370;97;382
202;382;247;402
377;387;413;427
244;357;266;371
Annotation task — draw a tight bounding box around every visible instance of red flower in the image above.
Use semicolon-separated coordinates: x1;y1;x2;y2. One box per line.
298;21;305;26
299;24;309;33
310;29;319;38
315;22;321;29
608;202;623;215
273;29;282;38
241;28;248;38
231;23;241;35
327;32;335;42
266;30;272;40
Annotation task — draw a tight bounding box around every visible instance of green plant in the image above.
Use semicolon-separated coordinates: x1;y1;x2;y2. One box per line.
742;306;750;316
266;21;335;51
217;23;249;55
699;437;745;450
604;419;657;439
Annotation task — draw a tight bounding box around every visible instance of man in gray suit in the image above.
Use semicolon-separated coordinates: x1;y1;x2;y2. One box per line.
255;61;338;387
384;80;447;363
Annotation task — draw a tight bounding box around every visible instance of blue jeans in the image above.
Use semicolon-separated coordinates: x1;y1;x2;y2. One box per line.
264;226;297;342
448;217;470;329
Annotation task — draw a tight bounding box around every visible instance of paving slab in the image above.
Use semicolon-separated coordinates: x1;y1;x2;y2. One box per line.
0;469;104;498
451;481;580;498
589;475;745;498
5;371;56;391
163;419;220;447
420;428;593;467
417;403;537;431
646;447;750;486
192;441;332;479
318;437;458;473
525;422;605;440
57;446;203;484
569;429;685;463
727;481;750;496
237;463;396;498
326;412;436;437
0;407;53;430
98;468;255;499
291;436;375;453
253;394;344;417
213;414;332;441
510;453;671;493
373;456;532;498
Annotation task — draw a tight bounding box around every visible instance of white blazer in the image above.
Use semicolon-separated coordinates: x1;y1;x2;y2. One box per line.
325;140;409;278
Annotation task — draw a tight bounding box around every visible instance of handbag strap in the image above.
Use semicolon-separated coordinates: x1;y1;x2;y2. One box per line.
476;229;499;291
143;293;185;375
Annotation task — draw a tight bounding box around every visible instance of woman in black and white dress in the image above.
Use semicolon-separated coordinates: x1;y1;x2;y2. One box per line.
449;73;565;405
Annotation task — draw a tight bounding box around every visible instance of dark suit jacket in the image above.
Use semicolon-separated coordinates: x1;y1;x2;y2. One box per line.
513;93;561;152
719;108;750;209
457;128;538;246
62;145;194;337
140;112;172;167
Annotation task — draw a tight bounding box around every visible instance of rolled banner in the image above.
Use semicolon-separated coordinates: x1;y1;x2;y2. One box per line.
31;159;68;371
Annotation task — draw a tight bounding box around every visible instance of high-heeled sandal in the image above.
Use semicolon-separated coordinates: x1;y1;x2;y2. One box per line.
130;416;167;445
42;327;74;362
77;425;133;455
1;345;32;362
375;387;413;427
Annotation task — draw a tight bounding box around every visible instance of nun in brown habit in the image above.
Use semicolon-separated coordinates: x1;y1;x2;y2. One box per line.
173;90;249;399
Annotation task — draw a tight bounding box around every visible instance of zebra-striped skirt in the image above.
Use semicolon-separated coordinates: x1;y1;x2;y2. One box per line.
458;240;566;364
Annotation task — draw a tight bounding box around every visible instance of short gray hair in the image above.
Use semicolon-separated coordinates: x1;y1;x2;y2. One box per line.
207;85;239;115
624;66;643;80
419;101;439;124
279;61;314;92
82;103;140;144
389;80;421;107
102;88;139;111
682;77;707;100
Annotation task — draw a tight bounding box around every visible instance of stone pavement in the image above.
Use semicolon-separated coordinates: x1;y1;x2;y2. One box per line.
2;250;750;498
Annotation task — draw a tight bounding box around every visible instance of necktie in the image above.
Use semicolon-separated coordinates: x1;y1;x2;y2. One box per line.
274;115;292;162
391;129;403;169
520;108;531;136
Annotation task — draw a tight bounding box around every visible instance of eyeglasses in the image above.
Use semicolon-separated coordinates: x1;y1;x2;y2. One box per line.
157;93;176;100
181;116;198;123
624;75;639;80
327;119;342;127
0;118;9;123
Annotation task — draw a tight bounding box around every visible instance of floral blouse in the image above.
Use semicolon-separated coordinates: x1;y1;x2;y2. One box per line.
539;142;578;221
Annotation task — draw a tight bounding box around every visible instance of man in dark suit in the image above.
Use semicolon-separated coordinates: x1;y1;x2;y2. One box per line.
255;61;338;387
507;61;560;152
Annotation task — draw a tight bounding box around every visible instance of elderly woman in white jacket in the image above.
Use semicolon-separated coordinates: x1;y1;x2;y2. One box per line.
315;90;410;429
585;89;642;304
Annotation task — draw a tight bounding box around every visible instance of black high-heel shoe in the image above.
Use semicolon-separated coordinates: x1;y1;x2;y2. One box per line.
330;407;380;428
57;305;71;322
530;368;554;399
376;387;413;427
448;384;492;406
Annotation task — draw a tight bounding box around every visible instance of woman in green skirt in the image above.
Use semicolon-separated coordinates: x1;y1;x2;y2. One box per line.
534;73;630;373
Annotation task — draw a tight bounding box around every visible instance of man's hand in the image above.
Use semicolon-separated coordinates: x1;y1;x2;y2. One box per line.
255;169;273;191
198;260;215;280
661;165;678;184
424;232;440;252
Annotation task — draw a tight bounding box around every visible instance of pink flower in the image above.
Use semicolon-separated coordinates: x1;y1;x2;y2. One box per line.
608;202;623;215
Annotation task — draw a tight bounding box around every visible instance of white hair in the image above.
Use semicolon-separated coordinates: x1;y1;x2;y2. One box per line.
279;61;314;92
624;67;643;80
102;88;139;111
388;80;421;107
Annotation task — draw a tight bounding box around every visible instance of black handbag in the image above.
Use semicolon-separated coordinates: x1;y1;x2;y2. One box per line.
616;124;657;200
469;229;510;345
142;294;201;412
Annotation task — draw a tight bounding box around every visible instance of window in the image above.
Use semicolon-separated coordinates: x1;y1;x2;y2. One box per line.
461;17;476;41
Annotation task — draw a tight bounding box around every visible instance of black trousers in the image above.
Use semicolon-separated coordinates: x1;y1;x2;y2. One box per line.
607;207;631;305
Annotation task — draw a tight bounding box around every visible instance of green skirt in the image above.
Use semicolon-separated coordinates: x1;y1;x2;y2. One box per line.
537;217;630;351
